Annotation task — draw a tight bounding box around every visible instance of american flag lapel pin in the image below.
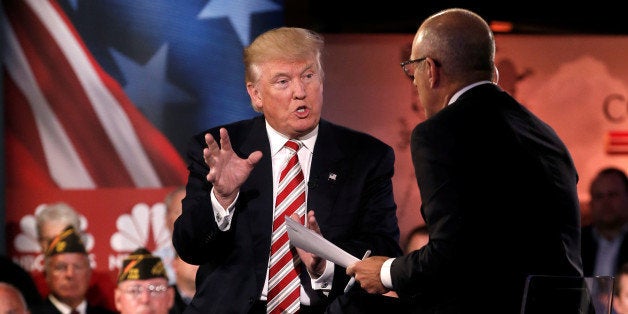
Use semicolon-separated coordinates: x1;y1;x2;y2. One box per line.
328;173;337;181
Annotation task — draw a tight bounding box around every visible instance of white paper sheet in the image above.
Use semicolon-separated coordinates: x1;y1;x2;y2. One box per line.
285;215;359;268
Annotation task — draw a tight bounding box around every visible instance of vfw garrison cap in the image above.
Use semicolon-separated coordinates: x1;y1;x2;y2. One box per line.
45;225;87;257
117;247;168;283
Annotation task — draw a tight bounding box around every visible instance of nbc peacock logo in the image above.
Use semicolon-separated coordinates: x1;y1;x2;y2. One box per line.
109;202;171;272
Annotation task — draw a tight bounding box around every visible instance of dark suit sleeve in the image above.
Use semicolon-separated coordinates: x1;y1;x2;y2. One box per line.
172;129;230;265
389;121;463;300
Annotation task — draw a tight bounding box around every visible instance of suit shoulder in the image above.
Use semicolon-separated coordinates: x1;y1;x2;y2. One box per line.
86;305;117;314
188;116;266;149
194;116;263;138
30;301;60;314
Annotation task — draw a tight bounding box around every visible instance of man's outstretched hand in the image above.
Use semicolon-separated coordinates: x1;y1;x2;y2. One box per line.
204;128;262;207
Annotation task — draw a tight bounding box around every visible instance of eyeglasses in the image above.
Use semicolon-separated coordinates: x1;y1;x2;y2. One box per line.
400;57;427;80
400;57;440;80
122;284;168;298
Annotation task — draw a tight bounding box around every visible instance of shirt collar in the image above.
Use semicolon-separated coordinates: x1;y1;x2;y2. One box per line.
448;80;494;105
266;121;318;157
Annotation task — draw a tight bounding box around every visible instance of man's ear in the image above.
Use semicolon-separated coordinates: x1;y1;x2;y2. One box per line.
246;82;262;110
428;58;439;88
492;65;499;84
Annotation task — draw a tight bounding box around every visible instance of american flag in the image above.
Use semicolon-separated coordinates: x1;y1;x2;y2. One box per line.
2;0;284;189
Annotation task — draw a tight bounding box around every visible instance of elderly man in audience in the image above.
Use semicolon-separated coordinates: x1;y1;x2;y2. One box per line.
32;225;114;314
115;248;174;314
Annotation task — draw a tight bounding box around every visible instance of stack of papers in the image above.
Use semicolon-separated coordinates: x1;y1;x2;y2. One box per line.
285;216;359;268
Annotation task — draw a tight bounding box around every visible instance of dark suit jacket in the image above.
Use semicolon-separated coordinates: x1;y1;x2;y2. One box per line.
173;117;402;313
581;224;628;276
31;297;116;314
393;83;583;314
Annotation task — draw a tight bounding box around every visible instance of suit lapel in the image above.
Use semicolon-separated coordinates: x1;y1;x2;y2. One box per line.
308;120;345;227
238;118;275;259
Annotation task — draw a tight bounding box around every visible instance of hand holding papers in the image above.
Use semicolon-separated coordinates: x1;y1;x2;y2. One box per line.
344;249;371;293
285;216;359;268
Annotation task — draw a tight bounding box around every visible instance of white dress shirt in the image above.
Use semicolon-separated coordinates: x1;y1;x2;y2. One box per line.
209;122;334;304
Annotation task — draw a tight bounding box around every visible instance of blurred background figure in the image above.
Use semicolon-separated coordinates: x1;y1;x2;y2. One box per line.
34;203;116;311
0;282;30;314
582;167;628;277
0;255;42;309
404;224;429;254
114;248;174;314
614;263;628;314
32;226;114;314
154;186;198;313
35;203;82;251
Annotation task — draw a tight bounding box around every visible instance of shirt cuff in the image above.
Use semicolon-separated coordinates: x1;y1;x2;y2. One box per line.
380;258;395;289
311;260;334;292
210;187;237;231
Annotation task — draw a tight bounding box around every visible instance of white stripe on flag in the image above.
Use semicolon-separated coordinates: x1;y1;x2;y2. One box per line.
2;10;96;188
26;0;162;187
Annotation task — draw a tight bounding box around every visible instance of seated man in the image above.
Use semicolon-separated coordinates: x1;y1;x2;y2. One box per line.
35;202;116;311
153;186;198;313
115;248;174;314
32;225;114;314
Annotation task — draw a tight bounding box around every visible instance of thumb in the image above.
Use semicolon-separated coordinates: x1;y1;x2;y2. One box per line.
247;151;263;166
346;264;355;276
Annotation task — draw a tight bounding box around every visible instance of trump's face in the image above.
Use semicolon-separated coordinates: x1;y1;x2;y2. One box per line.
247;58;323;139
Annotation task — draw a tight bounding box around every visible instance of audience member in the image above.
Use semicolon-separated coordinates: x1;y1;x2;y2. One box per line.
31;225;115;314
154;186;198;313
347;8;582;314
172;26;403;313
0;255;42;308
154;192;178;287
35;203;82;251
169;256;196;313
582;167;628;277
0;282;30;314
114;248;174;314
403;225;429;254
34;203;116;311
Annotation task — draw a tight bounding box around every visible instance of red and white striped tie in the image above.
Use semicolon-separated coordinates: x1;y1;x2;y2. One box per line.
268;140;306;314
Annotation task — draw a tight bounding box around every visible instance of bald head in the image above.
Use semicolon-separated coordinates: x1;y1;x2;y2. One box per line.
414;8;495;84
0;282;29;314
